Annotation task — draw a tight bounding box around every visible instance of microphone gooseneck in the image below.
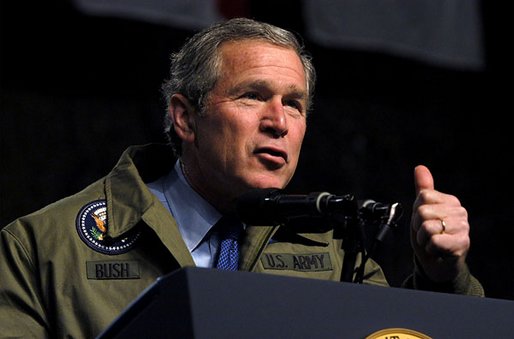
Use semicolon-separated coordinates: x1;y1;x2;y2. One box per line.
235;188;356;225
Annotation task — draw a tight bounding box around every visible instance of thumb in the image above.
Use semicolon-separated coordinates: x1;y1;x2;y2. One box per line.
414;164;434;195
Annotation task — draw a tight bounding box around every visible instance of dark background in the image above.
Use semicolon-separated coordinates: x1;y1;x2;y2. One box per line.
1;1;512;300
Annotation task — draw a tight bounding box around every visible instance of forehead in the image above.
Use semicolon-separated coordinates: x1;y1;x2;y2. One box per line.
216;40;307;87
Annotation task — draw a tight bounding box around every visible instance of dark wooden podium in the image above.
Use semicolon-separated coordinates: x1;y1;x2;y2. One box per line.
97;267;513;339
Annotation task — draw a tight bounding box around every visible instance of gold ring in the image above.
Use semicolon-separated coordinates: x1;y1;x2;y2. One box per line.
440;219;447;234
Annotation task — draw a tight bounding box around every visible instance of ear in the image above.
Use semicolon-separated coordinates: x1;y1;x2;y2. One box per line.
168;94;197;143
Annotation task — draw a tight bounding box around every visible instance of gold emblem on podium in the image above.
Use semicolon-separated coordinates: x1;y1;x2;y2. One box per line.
366;327;432;339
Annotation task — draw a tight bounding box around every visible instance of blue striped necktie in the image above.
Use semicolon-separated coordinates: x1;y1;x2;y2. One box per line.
215;216;242;271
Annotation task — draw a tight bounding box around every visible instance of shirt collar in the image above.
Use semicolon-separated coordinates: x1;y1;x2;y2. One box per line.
163;161;221;252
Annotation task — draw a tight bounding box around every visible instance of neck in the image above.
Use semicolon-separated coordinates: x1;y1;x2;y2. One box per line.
179;160;235;215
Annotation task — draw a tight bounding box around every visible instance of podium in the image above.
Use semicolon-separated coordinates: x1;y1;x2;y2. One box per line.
98;267;514;339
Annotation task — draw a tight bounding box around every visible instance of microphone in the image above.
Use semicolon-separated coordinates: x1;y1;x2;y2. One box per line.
235;188;357;225
235;188;403;226
359;199;401;221
360;199;403;243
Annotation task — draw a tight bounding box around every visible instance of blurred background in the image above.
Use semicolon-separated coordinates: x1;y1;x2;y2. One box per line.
1;0;512;299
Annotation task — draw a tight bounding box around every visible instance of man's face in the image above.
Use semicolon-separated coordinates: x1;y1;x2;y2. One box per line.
182;40;308;209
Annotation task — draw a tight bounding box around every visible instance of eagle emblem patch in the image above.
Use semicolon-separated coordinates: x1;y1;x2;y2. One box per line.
76;200;140;255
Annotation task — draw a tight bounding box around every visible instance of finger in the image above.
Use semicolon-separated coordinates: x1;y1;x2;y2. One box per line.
416;219;447;245
416;203;467;224
414;165;434;195
423;231;470;259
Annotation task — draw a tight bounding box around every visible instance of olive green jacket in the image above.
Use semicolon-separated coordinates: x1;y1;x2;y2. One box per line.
0;144;483;338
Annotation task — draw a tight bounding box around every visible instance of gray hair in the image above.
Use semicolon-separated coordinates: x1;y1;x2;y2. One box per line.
161;17;316;155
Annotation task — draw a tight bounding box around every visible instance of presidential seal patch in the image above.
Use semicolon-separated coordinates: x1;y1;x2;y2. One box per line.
76;200;140;255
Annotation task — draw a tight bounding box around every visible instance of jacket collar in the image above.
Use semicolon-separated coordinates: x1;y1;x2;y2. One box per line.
105;144;176;237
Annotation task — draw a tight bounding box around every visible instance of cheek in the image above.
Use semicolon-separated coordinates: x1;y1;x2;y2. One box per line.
291;123;307;150
201;114;241;146
227;116;259;145
218;121;256;162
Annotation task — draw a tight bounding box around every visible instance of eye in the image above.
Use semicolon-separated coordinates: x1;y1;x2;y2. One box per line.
284;99;304;114
241;92;262;100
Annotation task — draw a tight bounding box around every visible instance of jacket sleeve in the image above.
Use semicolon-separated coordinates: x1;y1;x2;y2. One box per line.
0;225;49;337
401;256;485;296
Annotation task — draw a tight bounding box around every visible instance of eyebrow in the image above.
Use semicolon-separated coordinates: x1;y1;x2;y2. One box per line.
228;79;307;101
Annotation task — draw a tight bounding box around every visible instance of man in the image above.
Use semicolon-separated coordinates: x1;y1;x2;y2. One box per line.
0;18;483;338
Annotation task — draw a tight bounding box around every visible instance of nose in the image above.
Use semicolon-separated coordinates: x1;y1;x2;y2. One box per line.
260;98;288;138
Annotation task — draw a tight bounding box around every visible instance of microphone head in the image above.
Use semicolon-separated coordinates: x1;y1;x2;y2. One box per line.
235;188;282;225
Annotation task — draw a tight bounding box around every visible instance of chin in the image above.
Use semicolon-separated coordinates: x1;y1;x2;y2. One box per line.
245;177;288;190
